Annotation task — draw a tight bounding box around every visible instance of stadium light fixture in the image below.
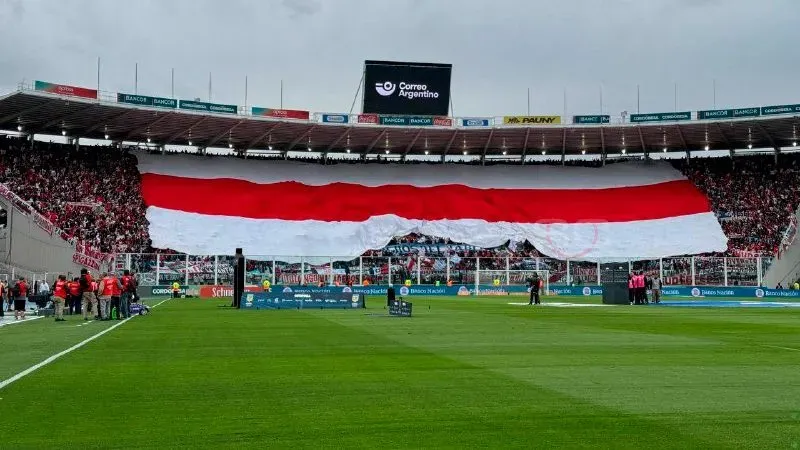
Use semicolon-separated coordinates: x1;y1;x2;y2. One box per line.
147;137;151;143
188;140;193;146
104;134;109;140
268;145;273;151
541;150;546;155
663;147;668;152
704;145;710;151
502;150;507;155
307;147;312;152
793;142;797;147
61;129;67;136
621;148;627;154
346;148;351;153
463;150;467;155
385;150;390;154
581;150;586;155
424;150;429;155
16;125;22;131
748;144;753;149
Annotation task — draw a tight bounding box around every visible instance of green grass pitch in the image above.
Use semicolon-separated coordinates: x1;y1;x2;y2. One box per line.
1;295;799;449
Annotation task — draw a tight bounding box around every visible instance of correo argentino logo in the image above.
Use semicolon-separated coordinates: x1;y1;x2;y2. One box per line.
375;81;396;96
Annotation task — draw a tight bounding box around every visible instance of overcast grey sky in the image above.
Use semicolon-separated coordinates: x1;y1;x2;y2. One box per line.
0;0;798;118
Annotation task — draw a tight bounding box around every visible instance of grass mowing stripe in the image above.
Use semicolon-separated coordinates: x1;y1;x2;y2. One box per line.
2;297;799;448
321;296;800;448
0;297;168;382
0;315;135;390
0;299;710;449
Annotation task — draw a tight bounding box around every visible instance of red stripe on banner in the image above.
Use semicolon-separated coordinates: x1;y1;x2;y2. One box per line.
140;174;711;223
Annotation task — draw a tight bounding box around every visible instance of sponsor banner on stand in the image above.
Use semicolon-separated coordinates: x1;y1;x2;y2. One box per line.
760;104;800;116
134;284;798;300
630;112;691;123
34;80;97;99
198;285;261;298
379;116;437;126
179;100;238;115
573;115;610;124
321;114;350;124
461;118;491;127
503;116;561;125
357;114;380;124
433;117;453;127
252;107;310;120
697;108;760;120
117;93;177;109
240;291;365;310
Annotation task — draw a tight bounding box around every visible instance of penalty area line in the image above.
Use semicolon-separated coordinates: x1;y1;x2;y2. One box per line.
0;299;170;391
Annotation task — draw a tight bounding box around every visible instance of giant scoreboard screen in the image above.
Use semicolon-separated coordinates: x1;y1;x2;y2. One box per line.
362;60;452;116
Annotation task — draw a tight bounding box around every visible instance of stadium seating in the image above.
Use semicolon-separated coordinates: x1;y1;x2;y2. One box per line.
0;134;798;259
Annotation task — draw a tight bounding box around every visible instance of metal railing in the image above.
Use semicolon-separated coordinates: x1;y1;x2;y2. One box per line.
114;254;770;287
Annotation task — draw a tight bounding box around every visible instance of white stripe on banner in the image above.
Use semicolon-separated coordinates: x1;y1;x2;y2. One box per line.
147;208;727;263
136;153;685;189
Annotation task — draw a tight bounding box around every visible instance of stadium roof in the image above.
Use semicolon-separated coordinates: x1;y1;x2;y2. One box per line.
1;89;799;159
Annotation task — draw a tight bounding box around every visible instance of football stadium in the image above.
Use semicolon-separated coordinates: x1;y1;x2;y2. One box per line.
1;2;800;448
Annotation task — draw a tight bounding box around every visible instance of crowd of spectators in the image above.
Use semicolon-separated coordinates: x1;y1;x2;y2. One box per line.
0;136;150;253
675;154;800;256
0;134;798;260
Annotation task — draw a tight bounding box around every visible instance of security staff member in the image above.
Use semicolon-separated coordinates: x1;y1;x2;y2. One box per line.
68;278;81;315
528;274;541;305
171;281;181;299
52;275;69;322
80;269;97;321
262;279;271;292
97;273;117;321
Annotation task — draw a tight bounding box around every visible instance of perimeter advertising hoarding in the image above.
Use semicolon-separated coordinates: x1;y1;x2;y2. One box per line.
179;100;238;115
252;107;310;120
139;284;797;300
322;114;349;124
760;104;800;116
34;80;97;99
629;112;691;123
117;93;177;109
378;116;453;127
503;116;561;125
697;108;760;120
573;115;610;124
362;60;452;116
461;118;491;127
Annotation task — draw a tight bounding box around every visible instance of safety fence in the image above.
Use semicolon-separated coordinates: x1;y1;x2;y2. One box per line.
114;254;772;288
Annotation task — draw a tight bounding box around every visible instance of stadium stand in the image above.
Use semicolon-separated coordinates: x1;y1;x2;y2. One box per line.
0;134;797;262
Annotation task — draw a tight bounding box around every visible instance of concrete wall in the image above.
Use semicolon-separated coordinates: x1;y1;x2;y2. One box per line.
0;197;84;281
763;209;800;288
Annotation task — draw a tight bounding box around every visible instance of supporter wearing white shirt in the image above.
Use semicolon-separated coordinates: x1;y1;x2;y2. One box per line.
39;280;50;295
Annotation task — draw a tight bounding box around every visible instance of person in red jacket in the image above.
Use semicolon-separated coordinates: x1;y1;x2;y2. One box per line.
12;277;28;321
80;269;97;321
68;278;81;315
52;274;69;322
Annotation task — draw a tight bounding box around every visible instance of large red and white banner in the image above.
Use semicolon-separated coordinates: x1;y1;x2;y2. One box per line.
136;154;727;262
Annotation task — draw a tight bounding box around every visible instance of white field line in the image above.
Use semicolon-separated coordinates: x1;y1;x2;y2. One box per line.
0;299;170;390
0;316;43;328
